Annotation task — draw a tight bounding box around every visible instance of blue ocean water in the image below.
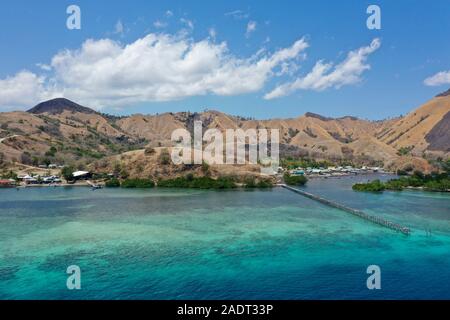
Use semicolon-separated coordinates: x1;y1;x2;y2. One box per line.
0;174;449;299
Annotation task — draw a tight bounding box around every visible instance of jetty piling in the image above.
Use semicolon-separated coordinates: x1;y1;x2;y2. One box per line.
281;184;411;235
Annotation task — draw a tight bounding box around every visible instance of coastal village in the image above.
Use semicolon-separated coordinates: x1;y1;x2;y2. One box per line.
0;162;384;189
0;91;448;190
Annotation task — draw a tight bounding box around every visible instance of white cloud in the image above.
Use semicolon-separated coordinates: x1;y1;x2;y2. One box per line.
0;33;309;110
424;70;450;86
153;20;167;29
36;63;52;71
114;20;124;35
246;21;257;38
165;10;173;18
0;71;59;109
180;18;194;30
224;10;249;20
208;28;217;40
264;38;381;99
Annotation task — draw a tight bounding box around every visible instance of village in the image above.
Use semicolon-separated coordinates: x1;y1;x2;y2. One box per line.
0;163;96;188
0;160;386;189
283;165;384;178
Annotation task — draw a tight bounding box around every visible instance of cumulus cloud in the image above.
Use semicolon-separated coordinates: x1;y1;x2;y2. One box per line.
264;38;381;99
424;70;450;86
246;21;257;38
0;71;59;109
36;63;52;71
0;33;309;109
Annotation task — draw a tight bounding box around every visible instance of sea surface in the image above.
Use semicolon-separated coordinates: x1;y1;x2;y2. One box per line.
0;174;449;299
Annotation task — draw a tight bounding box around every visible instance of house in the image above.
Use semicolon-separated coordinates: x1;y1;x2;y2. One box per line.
0;179;15;188
23;175;39;184
42;176;62;184
72;171;91;180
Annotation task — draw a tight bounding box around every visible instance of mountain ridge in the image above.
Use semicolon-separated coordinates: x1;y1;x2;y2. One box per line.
0;90;449;174
27;98;98;115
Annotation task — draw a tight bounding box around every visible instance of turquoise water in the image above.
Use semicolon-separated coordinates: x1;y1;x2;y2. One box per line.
0;175;449;299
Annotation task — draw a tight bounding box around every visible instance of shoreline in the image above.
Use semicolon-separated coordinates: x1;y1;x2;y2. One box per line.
2;173;448;193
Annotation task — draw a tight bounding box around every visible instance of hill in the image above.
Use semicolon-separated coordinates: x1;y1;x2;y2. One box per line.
1;91;449;175
377;93;450;158
27;98;97;115
0;99;146;168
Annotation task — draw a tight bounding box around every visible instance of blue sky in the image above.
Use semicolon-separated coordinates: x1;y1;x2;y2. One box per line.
0;0;449;119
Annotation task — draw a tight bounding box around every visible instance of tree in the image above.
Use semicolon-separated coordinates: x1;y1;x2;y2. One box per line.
45;146;57;157
120;168;129;179
105;178;120;188
283;173;308;186
201;161;210;176
32;156;39;167
443;159;450;174
113;162;121;177
159;148;171;165
20;152;32;165
61;166;75;181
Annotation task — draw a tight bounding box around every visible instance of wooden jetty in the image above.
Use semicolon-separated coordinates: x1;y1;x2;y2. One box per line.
281;184;411;235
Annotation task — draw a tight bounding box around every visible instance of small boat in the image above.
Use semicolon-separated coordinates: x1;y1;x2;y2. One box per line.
87;180;103;190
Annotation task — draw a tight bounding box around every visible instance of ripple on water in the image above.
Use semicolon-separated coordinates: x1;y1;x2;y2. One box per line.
0;183;449;299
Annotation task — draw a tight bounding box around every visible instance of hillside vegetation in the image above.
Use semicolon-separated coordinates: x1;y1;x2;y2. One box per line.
1;91;449;177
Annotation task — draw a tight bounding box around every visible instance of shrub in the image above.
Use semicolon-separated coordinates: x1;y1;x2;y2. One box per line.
120;168;129;179
45;146;57;157
1;170;17;180
352;179;385;192
159;148;171;165
354;174;450;193
201;161;210;175
283;173;307;186
144;147;156;155
397;146;413;156
158;175;237;189
105;178;120;188
256;179;273;188
61;166;75;181
424;179;450;192
244;177;256;188
384;179;405;191
121;178;155;188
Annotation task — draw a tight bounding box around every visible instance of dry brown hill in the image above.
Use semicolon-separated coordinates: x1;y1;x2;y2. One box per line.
377;93;450;158
1;91;449;174
0;99;146;166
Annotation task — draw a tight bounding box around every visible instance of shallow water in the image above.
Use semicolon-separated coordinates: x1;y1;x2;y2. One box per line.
0;175;449;299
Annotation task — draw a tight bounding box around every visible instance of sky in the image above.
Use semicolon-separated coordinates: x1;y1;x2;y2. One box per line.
0;0;449;120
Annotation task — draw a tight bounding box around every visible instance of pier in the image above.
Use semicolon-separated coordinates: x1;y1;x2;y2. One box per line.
281;184;411;235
